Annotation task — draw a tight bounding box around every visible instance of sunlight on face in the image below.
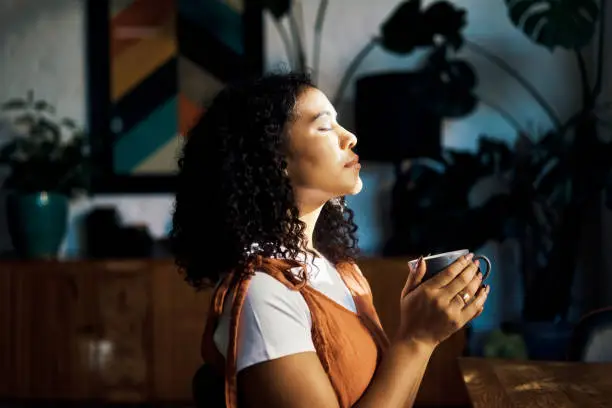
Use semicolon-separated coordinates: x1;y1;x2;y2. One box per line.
285;87;362;209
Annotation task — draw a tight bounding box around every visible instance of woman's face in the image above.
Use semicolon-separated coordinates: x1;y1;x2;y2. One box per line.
284;87;362;209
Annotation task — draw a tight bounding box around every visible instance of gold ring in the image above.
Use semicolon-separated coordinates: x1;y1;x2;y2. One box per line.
458;292;470;305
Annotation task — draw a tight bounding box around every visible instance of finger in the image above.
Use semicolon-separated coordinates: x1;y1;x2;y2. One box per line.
450;263;483;308
402;259;418;297
414;257;426;284
402;256;424;297
451;290;470;309
442;261;480;303
427;253;474;287
460;284;490;324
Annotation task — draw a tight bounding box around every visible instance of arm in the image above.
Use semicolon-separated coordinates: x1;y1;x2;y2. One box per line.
354;340;434;408
239;339;434;408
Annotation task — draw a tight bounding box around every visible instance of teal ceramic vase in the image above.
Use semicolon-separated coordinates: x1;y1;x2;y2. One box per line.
7;191;69;258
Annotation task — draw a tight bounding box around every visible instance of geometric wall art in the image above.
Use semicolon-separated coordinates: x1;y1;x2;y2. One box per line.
86;0;263;192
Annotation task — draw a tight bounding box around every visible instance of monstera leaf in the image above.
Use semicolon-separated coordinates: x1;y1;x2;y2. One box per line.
262;0;291;19
504;0;599;50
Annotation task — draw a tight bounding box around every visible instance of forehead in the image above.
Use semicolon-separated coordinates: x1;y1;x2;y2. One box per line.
294;87;335;120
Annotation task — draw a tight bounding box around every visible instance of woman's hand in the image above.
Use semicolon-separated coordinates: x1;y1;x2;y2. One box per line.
396;253;490;348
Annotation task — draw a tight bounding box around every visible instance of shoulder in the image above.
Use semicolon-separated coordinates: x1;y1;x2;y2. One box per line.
214;270;315;372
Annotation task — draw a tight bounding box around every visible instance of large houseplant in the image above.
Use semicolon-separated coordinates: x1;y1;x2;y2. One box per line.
393;0;610;359
0;91;89;258
500;0;610;359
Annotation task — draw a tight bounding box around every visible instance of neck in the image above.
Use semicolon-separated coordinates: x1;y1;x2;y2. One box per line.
299;204;324;253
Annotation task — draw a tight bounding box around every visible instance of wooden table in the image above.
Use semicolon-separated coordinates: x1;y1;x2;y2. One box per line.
459;357;612;407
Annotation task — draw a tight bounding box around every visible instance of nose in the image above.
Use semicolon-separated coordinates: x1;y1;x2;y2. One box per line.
340;128;357;150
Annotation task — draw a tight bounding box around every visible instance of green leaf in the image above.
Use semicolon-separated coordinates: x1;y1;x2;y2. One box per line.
35;117;61;144
504;0;599;50
61;117;77;130
34;100;56;114
14;114;36;128
1;91;89;196
1;99;28;111
262;0;291;19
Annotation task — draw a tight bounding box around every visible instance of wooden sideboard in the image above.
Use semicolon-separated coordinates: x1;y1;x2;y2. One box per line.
0;258;469;406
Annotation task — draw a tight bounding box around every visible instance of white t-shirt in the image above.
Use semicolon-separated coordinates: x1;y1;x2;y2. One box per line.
213;255;357;372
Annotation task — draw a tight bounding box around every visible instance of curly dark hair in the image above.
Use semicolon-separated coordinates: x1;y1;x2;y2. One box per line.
170;72;360;289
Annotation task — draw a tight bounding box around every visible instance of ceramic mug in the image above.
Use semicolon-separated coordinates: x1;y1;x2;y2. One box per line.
408;249;492;282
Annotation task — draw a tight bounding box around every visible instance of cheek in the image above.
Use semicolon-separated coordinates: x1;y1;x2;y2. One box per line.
288;143;340;183
306;142;342;175
294;136;337;164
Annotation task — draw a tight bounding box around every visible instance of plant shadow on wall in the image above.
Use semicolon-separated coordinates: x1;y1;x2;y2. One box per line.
262;0;479;113
261;0;325;82
0;91;90;259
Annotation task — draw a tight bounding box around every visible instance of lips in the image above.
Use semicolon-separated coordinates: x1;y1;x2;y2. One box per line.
344;155;360;168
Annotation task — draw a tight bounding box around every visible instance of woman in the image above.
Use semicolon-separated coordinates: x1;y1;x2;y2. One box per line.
170;72;489;408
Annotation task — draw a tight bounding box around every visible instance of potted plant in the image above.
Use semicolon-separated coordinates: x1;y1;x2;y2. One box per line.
0;90;90;258
481;0;610;359
501;0;608;317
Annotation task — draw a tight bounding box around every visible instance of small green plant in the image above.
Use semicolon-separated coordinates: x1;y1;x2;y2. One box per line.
0;90;90;198
483;328;529;360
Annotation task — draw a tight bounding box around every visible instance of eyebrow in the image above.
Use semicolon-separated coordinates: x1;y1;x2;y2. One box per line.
313;110;336;121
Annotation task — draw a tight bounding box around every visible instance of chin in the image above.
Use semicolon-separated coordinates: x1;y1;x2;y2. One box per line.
344;176;363;195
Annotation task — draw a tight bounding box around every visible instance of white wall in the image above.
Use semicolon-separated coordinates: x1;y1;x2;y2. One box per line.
0;0;85;127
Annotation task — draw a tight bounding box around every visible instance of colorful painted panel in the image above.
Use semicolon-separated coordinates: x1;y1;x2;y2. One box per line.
107;0;254;176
